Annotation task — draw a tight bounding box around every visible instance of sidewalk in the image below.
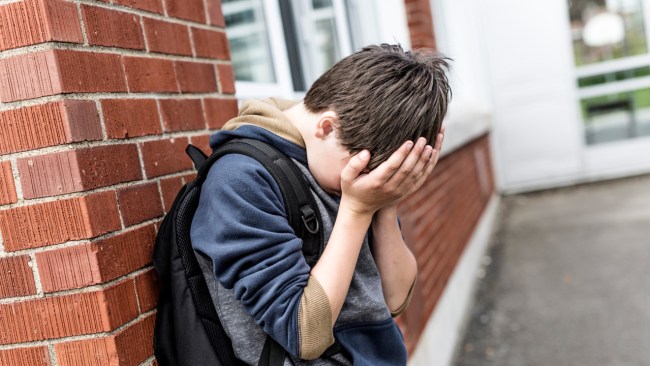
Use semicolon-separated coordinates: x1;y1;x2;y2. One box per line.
453;174;650;366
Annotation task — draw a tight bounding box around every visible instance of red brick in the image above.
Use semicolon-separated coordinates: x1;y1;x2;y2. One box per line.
0;50;126;102
0;0;83;51
159;176;183;213
135;269;158;312
159;99;205;132
190;134;211;156
204;98;238;129
192;27;229;59
140;137;192;178
0;100;102;155
175;60;217;93
55;313;155;366
113;313;155;364
0;191;121;251
55;336;116;366
18;144;142;199
114;0;164;14
206;0;225;27
102;99;162;139
35;225;156;292
165;0;205;23
0;161;17;205
117;182;164;227
0;255;36;299
142;17;192;56
217;64;236;94
90;224;156;282
123;56;178;93
0;50;59;102
82;5;145;50
0;279;137;344
36;243;100;293
0;346;50;366
57;50;128;94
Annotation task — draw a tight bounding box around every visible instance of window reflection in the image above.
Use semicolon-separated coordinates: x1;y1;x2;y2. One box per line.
223;0;276;83
568;0;647;66
291;0;341;87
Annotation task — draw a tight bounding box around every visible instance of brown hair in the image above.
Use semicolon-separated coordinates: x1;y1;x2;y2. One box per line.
304;44;452;170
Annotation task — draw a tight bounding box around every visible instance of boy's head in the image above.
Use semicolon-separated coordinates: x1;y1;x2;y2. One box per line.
304;43;452;171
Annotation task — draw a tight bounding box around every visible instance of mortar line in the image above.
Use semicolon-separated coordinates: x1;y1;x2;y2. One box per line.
48;344;58;366
95;100;108;140
0;91;236;112
9;158;24;201
28;252;44;295
0;40;231;63
76;2;90;45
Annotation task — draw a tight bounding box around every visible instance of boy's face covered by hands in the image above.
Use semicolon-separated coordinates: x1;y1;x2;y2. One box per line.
309;118;445;213
338;128;444;215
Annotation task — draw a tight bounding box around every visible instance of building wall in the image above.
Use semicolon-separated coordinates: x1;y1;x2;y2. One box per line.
398;0;497;358
397;134;494;354
0;0;236;364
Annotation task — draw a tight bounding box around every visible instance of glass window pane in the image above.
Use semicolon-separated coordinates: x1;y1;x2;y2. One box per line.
314;19;339;76
580;88;650;144
291;0;342;87
312;0;333;9
568;0;647;66
223;0;276;83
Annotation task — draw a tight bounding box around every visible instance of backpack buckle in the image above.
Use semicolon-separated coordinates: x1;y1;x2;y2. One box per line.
300;206;319;235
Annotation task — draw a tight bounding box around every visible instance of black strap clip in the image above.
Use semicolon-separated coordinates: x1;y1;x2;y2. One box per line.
300;205;319;235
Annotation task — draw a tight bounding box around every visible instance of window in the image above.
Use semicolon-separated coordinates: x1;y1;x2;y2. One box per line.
223;0;276;83
222;0;375;98
567;0;650;145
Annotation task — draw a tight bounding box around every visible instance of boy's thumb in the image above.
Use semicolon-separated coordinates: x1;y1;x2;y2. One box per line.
342;150;370;181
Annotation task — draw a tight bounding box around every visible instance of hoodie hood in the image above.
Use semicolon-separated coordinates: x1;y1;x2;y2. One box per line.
209;98;308;164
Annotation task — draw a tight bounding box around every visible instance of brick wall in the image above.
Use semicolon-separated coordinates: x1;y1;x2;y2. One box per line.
397;134;495;353
0;0;237;365
404;0;437;50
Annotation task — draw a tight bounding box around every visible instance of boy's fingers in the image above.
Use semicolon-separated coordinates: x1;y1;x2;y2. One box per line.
413;145;433;178
433;132;444;151
341;150;371;182
412;149;438;192
372;141;413;182
387;138;427;185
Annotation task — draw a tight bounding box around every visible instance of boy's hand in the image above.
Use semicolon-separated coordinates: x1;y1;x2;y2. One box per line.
340;127;445;215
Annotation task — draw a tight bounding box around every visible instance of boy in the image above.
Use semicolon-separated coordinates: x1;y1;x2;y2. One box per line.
190;44;451;365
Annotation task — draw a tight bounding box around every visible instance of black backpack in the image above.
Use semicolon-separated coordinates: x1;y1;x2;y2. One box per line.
152;138;324;366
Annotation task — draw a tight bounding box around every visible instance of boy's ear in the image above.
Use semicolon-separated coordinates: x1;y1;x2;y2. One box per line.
314;111;339;139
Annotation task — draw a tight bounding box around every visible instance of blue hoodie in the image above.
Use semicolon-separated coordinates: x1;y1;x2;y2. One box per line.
190;99;408;365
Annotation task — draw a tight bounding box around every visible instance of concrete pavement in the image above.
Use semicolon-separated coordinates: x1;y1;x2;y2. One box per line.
453;174;650;366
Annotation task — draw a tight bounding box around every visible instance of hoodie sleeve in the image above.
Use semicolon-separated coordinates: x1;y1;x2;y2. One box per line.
190;153;334;359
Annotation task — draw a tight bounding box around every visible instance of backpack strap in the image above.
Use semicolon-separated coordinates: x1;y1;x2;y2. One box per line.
189;139;327;366
195;138;324;266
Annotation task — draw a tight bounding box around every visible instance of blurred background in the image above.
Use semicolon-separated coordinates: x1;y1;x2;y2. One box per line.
0;0;648;365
